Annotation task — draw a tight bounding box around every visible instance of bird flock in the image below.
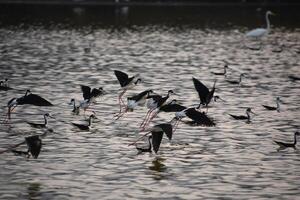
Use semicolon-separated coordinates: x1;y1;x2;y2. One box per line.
0;65;299;159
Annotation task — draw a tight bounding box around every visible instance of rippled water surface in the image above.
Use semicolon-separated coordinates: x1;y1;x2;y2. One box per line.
0;22;300;199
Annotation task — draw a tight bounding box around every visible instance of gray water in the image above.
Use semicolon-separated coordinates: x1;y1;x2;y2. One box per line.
0;24;300;200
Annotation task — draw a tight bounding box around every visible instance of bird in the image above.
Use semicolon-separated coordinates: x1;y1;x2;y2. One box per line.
274;132;300;151
246;11;275;39
136;135;152;153
229;108;256;122
27;113;54;128
115;89;154;119
192;77;216;109
175;107;216;127
71;114;97;130
0;79;12;91
140;90;174;130
226;73;246;85
7;90;53;120
262;97;282;112
114;70;141;113
80;85;105;103
212;65;229;76
130;123;174;154
69;99;80;115
11;135;42;159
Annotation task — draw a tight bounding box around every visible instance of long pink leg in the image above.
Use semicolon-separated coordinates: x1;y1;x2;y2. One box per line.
115;107;128;120
141;111;158;130
173;120;180;133
139;109;154;128
118;89;127;113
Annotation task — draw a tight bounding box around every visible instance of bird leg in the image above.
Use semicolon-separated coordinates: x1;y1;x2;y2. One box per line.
128;131;151;146
114;107;129;120
117;89;127;114
141;111;158;130
139;109;154;129
172;119;181;133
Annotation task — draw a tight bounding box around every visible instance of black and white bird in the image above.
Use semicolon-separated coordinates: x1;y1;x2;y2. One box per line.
71;114;97;130
136;135;152;153
115;90;154;119
212;65;229;76
114;70;141;113
11;135;42;159
262;97;282;112
80;85;105;103
69;99;80;115
131;123;173;154
192;77;217;109
140;90;174;130
226;73;246;85
27;113;54;128
7;90;53;120
175;107;216;127
0;79;12;91
274;132;300;151
229;108;256;122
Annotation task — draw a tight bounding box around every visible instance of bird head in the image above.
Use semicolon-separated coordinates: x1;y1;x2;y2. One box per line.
276;97;282;103
25;89;31;96
135;78;142;85
167;90;175;96
267;11;275;16
246;108;256;115
90;114;98;119
69;98;75;105
45;113;55;119
224;65;229;69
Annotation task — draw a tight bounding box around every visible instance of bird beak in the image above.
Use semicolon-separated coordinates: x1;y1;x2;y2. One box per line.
49;114;55;119
250;111;257;115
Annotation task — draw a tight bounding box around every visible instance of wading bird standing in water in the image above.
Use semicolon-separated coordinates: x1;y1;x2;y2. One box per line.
114;70;141;114
274;132;299;151
229;108;256;123
262;97;282;112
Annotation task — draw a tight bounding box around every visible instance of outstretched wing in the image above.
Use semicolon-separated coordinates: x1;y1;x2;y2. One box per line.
21;94;53;106
192;77;209;105
91;88;104;98
160;104;187;112
81;85;91;100
185;108;215;126
114;70;129;87
157;123;173;140
25;135;42;159
151;131;164;154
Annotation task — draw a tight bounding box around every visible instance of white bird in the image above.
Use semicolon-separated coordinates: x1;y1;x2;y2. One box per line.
246;11;275;39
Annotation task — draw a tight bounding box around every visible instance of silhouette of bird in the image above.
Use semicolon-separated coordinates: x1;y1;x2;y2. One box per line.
175;107;216;127
226;73;246;85
11;135;42;159
212;65;229;76
274;132;299;151
114;70;141;113
0;79;12;91
80;85;104;102
288;75;300;81
7;90;53;120
136;135;152;153
229;108;255;122
262;97;282;112
27;113;54;128
72;114;97;130
192;77;216;109
69;99;80;115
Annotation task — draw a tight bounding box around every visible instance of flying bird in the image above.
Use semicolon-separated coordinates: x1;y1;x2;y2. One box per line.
192;77;217;109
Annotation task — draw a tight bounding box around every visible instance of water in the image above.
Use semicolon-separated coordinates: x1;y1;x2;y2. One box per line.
0;11;300;200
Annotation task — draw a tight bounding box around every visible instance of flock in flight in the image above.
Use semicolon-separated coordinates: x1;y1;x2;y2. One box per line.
0;10;299;159
0;66;299;159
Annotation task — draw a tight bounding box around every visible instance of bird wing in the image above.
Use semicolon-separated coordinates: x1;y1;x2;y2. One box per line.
160;104;187;112
81;85;91;100
246;28;267;37
114;70;129;87
21;94;53;106
129;90;149;101
151;131;164;154
186;108;215;126
192;77;209;105
158;123;173;140
91;88;103;98
25;135;42;159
